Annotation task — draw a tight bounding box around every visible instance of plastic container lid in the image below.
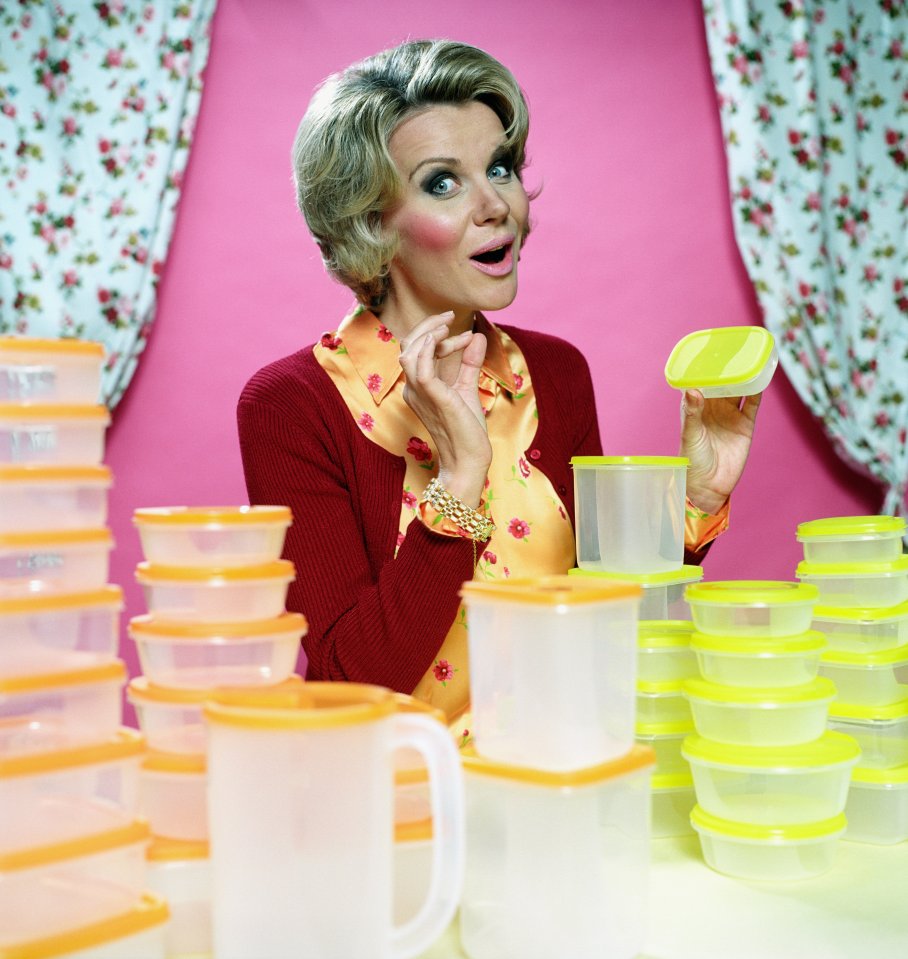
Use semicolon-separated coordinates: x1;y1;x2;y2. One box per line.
797;557;908;577
651;770;694;791
0;402;110;421
851;765;908;786
664;327;776;392
688;629;827;655
133;505;292;526
0;336;104;357
0;728;145;779
682;675;836;705
812;600;908;622
461;574;640;605
797;515;907;540
635;719;695;737
638;620;694;649
690;805;846;840
681;730;861;769
146;836;210;861
828;697;908;722
0;585;123;616
637;679;685;695
569;565;704;586
128;611;307;640
0;660;126;695
570;455;689;467
820;642;908;667
395;817;433;844
142;750;206;774
0;464;112;483
135;559;295;584
0;527;113;549
0;819;149;872
127;673;303;706
685;580;819;605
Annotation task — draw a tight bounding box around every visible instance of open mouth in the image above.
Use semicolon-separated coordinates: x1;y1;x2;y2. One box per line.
471;242;511;264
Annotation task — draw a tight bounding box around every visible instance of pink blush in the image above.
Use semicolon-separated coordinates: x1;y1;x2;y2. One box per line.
396;212;459;251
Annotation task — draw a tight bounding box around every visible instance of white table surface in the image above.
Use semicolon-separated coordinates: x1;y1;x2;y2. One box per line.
418;835;908;958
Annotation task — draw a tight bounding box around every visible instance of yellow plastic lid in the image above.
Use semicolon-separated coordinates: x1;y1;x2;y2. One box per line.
0;402;109;420
391;692;447;725
0;727;144;779
0;892;168;959
651;770;694;790
637;679;685;695
813;600;908;622
570;455;689;467
635;719;695;737
133;505;292;526
461;743;655;787
682;675;836;705
664;327;776;390
142;750;206;774
0;464;111;483
638;620;694;649
128;611;307;640
797;515;906;540
0;819;149;872
569;565;704;586
461;574;640;605
135;559;295;583
797;557;908;577
0;584;123;616
828;696;908;722
688;629;827;655
127;673;303;706
685;580;819;605
395;817;433;844
0;336;104;357
0;660;126;695
146;836;209;861
0;527;112;548
681;730;860;769
820;641;908;667
690;805;846;841
851;765;908;786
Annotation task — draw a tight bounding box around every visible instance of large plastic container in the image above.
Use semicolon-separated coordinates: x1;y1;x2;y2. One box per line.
797;557;908;608
460;745;654;959
139;751;208;842
843;765;908;844
689;629;826;688
571;456;688;574
0;336;104;403
797;515;906;564
812;601;908;653
651;771;696;838
0;464;111;532
569;565;703;619
0;403;110;465
461;576;641;770
664;326;777;398
637;621;698;685
818;643;908;706
146;838;212;959
686;580;819;637
0;528;113;594
393;818;433;926
827;697;908;768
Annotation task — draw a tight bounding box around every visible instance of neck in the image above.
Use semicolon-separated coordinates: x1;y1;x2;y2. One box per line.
376;294;475;340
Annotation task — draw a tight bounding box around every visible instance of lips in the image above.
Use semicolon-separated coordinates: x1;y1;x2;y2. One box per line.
469;236;515;276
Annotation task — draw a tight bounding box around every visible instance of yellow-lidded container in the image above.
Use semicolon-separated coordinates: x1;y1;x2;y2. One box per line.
828;697;908;769
146;837;212;959
797;557;908;608
139;751;208;843
636;620;697;684
796;515;906;563
664;326;777;397
812;600;908;653
685;580;819;637
689;629;827;687
570;564;703;619
651;769;695;837
0;403;110;467
818;642;908;706
0;527;113;594
0;336;104;404
0;464;112;533
844;764;908;845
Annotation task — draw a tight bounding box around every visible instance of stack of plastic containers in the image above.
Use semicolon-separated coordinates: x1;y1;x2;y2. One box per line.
796;515;908;845
569;454;703;837
127;505;302;959
681;580;862;880
459;575;654;959
0;336;170;958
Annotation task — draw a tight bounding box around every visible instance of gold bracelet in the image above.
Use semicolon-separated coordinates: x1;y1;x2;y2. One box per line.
420;477;496;542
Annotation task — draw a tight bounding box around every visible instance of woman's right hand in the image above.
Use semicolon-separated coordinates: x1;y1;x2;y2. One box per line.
398;311;492;508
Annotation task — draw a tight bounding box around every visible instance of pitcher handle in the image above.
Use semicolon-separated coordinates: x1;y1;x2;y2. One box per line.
390;712;465;959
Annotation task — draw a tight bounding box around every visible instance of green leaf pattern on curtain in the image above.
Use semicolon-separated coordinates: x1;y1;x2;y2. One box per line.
702;0;908;516
0;0;217;408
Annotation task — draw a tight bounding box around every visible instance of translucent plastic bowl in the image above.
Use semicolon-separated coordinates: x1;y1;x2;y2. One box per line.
637;620;697;684
685;580;819;637
135;560;295;623
133;506;292;568
827;698;908;768
651;771;696;837
139;751;208;842
0;336;104;403
571;455;688;574
812;601;908;653
0;586;123;677
0;527;113;594
635;719;694;774
682;732;860;825
797;515;906;564
844;765;908;845
691;806;845;880
0;464;111;533
146;838;212;959
664;326;777;398
689;629;826;688
569;565;703;620
0;403;110;465
797;558;908;608
682;676;836;746
818;643;908;706
128;612;306;688
636;681;692;726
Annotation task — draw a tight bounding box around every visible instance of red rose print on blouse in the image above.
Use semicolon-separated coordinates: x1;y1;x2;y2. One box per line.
433;659;457;686
507;518;531;539
402;489;417;509
366;373;382;393
357;412;374;432
513;373;524;390
482;550;497;564
518;456;531;478
376;323;394;342
320;332;341;350
406;436;432;461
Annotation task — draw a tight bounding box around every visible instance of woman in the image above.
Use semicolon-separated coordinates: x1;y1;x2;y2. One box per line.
237;40;760;722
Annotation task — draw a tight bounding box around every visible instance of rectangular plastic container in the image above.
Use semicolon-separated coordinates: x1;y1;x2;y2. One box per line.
0;403;110;465
636;681;692;726
827;698;908;767
460;746;653;959
818;643;908;706
812;601;908;653
635;721;693;774
0;464;111;532
0;528;113;594
797;515;906;564
571;456;688;574
797;558;908;608
569;565;702;620
139;752;208;842
664;326;777;398
651;772;695;838
637;622;698;685
0;337;104;403
146;838;212;959
843;765;908;844
686;581;819;637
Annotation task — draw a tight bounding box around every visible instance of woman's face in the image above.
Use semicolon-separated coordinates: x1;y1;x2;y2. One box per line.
382;101;529;327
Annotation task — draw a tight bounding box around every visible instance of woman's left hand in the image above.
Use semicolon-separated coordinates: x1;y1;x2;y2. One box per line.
680;390;762;515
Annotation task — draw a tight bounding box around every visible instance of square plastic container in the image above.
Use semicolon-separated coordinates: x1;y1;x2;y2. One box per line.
0;403;110;465
682;732;860;825
135;559;295;623
0;336;104;403
664;326;777;398
818;643;908;706
127;611;305;688
460;745;654;959
0;528;113;594
139;751;208;842
682;676;836;747
689;629;826;688
635;720;694;774
797;558;908;608
571;456;688;574
843;765;908;844
0;729;144;854
146;838;212;959
651;771;695;837
690;806;845;880
0;464;112;533
685;580;819;637
569;565;703;620
0;586;123;676
812;601;908;653
637;621;698;684
461;576;640;771
827;698;908;768
797;515;906;564
636;681;693;726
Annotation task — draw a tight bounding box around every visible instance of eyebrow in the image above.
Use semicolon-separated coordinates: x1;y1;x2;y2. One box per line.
409;156;458;181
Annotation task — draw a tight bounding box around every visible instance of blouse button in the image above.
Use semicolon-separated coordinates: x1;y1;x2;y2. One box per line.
528;449;541;461
558;484;567;496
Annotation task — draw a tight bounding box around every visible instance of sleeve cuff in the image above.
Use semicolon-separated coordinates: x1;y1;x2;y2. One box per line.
684;497;731;553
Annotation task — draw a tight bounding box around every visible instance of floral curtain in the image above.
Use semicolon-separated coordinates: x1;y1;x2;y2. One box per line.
0;0;218;408
702;0;908;517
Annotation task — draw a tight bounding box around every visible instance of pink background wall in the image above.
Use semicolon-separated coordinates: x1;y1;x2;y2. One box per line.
106;0;878;720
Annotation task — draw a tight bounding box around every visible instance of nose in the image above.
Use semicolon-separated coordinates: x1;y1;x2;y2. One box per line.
472;180;509;224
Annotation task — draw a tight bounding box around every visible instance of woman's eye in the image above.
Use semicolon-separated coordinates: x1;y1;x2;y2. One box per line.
488;162;512;181
427;174;457;196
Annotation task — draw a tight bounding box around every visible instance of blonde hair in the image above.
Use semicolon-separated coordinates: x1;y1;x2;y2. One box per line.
292;40;531;307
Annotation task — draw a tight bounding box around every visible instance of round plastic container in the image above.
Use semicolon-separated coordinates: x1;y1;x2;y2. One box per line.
690;806;845;880
127;611;306;688
0;528;113;594
682;676;836;746
797;515;906;564
651;771;696;838
569;565;703;620
637;681;692;726
635;719;694;774
637;621;697;684
135;559;295;623
133;505;292;568
685;580;819;637
682;731;860;825
0;403;110;465
827;698;908;768
146;837;212;959
796;557;908;609
844;765;908;845
571;455;688;574
664;326;778;398
818;643;908;706
812;601;908;653
0;337;104;404
139;751;208;842
689;629;826;687
0;464;111;533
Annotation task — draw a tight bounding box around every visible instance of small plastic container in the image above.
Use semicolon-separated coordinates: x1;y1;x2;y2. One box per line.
636;719;694;774
682;731;860;825
0;337;104;403
844;764;908;845
139;751;208;842
797;515;906;564
796;557;908;608
0;728;144;854
571;455;688;574
146;837;212;959
637;621;697;684
651;771;696;838
393;818;433;926
0;661;126;756
0;527;113;594
569;565;703;620
0;464;112;532
827;698;908;768
133;505;293;568
690;806;845;880
686;580;819;637
682;676;836;747
818;643;908;706
461;576;641;771
664;326;778;398
689;629;827;687
812;601;908;653
460;745;654;959
135;559;295;623
637;680;693;726
0;402;110;465
0;586;123;676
